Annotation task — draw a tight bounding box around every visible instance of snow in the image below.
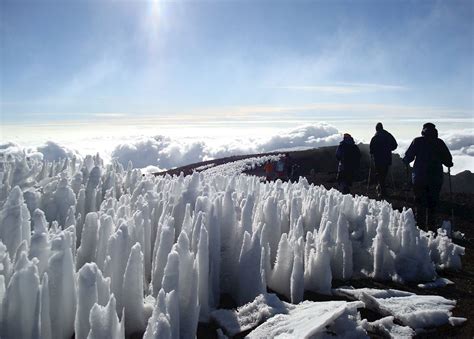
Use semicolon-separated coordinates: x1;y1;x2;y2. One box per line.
0;153;466;337
361;316;415;338
360;291;457;329
336;287;467;332
194;163;215;171
87;295;125;339
200;154;281;177
122;243;146;335
1;252;40;339
247;300;366;338
75;263;111;339
418;277;454;289
334;287;467;330
333;287;415;300
211;293;292;336
448;316;467;326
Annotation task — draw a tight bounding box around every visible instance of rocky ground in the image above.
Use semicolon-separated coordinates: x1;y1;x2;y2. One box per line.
155;145;473;338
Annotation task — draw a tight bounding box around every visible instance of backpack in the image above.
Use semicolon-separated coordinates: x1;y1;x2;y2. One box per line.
276;160;285;172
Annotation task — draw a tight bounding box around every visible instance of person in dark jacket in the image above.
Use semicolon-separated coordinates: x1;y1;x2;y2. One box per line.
403;123;453;230
370;122;398;198
336;133;361;194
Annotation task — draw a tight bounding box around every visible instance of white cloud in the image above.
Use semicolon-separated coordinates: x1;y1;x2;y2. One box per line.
4;123;472;175
440;129;474;154
111;123;343;169
259;124;340;151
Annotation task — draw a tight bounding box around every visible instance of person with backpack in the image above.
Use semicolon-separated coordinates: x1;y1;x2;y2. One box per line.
275;154;290;180
403;122;453;231
369;122;398;198
336;133;361;194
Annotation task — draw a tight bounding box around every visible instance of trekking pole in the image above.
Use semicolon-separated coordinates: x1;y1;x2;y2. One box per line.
448;167;455;230
366;156;372;195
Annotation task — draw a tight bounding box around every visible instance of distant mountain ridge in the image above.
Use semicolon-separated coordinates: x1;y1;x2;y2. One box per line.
154;144;474;194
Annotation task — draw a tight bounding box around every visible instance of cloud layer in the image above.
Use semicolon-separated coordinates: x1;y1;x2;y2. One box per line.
440;129;474;157
2;124;472;175
111;123;342;169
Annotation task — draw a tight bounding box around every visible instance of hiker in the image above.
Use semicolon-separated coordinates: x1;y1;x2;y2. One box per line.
290;162;300;182
285;153;292;179
336;133;361;194
264;160;275;181
369;122;398;198
275;154;289;180
403;122;453;231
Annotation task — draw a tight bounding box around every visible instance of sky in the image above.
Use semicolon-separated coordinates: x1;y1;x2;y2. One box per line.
0;0;473;171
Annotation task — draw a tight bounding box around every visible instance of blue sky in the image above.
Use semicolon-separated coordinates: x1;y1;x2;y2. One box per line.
1;0;473;124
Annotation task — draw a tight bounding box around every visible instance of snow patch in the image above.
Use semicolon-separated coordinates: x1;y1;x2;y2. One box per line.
247;300;366;338
211;293;291;336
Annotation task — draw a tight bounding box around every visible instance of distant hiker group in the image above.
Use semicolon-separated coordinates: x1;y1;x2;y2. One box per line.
261;122;453;231
264;153;299;182
335;122;453;231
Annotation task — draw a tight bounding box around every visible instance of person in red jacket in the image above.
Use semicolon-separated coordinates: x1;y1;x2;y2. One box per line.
264;160;275;181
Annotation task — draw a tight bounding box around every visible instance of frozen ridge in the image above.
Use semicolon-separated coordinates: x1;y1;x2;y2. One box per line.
0;154;465;337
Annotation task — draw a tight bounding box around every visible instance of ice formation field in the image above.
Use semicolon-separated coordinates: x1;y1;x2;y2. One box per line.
0;154;465;338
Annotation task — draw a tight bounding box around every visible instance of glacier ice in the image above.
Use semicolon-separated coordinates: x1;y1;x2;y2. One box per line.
75;263;111;339
211;293;291;336
0;154;466;338
247;299;366;338
361;316;415;338
334;287;464;331
360;292;458;330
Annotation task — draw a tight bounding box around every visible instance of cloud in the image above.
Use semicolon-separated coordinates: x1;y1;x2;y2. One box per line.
111;123;343;169
111;136;208;170
4;123;472;175
259;124;340;151
0;141;79;163
441;129;474;172
440;129;474;154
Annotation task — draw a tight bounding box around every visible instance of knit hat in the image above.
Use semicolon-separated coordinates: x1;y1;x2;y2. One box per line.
422;122;437;137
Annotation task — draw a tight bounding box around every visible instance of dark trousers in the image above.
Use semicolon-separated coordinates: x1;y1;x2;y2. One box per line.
375;165;389;197
413;181;442;231
337;171;354;194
